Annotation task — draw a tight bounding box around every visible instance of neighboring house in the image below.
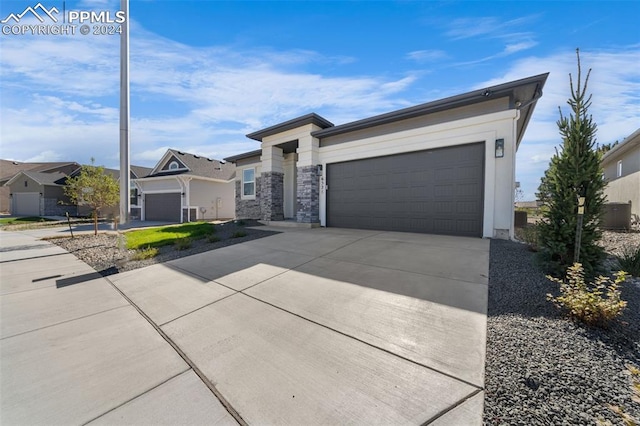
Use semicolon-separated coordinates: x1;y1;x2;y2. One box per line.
2;161;152;218
4;170;76;217
515;201;543;209
0;160;80;213
72;165;153;220
134;149;235;222
601;128;640;220
225;73;548;239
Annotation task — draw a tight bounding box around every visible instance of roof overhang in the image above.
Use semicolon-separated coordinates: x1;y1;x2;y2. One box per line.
223;149;262;163
247;113;334;142
311;73;549;148
134;174;233;184
4;171;64;187
602;128;640;164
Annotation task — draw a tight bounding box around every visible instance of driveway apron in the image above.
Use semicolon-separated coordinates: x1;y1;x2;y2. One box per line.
1;226;489;425
114;227;490;425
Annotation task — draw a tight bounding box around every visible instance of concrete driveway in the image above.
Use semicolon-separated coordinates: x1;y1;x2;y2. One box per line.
0;226;489;425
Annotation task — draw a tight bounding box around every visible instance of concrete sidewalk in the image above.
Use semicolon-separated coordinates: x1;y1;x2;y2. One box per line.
1;226;489;425
0;231;236;425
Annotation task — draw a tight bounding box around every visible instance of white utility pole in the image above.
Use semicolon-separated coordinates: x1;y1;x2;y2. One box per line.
119;0;130;224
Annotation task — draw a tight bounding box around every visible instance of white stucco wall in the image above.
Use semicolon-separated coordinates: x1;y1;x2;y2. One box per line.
188;179;235;220
317;109;520;239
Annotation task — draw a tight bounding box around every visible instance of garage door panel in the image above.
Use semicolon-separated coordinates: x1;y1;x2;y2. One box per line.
145;193;181;222
14;193;40;216
327;142;484;237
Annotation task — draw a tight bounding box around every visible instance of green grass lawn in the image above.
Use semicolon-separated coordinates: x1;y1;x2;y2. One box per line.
0;216;56;226
124;222;216;249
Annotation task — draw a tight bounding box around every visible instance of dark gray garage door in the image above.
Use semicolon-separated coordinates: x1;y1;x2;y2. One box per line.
327;142;484;237
145;193;181;222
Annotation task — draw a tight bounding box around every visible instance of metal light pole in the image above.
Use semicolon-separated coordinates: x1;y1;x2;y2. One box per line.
119;0;130;224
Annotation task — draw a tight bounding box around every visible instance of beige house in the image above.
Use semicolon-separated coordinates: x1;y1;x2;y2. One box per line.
134;149;235;222
226;73;548;239
0;161;80;214
602;128;640;221
4;170;75;217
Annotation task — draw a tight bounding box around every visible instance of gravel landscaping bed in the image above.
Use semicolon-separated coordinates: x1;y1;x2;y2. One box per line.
49;221;278;276
484;232;640;425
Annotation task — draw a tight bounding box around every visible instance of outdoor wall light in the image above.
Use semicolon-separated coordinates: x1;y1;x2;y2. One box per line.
317;164;323;175
495;139;505;158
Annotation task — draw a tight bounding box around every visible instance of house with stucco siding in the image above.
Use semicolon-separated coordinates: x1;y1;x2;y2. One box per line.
602;128;640;222
225;73;548;240
134;149;235;223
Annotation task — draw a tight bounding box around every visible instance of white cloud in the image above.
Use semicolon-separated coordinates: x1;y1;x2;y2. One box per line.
477;47;640;200
406;49;449;62
25;150;63;162
444;15;539;41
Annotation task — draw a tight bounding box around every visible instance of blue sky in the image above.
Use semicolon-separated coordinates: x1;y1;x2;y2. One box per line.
1;0;638;200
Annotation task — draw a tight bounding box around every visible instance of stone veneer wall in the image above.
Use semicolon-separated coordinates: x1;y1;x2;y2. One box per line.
260;172;284;221
296;166;320;223
44;198;77;216
235;177;262;219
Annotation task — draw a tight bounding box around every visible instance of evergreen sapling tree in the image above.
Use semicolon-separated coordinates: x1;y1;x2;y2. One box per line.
536;49;606;276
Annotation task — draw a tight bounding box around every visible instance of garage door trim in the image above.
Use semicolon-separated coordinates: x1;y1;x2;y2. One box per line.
326;142;485;237
144;192;182;222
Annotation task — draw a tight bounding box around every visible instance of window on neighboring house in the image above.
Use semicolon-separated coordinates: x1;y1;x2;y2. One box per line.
242;168;255;198
617;160;623;177
24;180;28;187
130;186;138;206
169;161;179;170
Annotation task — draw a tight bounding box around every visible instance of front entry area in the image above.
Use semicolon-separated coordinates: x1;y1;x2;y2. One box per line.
326;142;485;237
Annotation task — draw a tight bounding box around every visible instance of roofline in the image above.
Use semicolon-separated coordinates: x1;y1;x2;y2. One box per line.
312;73;549;139
602;128;640;162
149;149;191;176
4;170;64;187
133;175;233;184
247;113;334;141
223;149;262;163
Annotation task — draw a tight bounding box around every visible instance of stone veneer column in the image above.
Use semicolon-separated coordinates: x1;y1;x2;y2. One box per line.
260;145;285;221
260;172;284;220
296;165;319;223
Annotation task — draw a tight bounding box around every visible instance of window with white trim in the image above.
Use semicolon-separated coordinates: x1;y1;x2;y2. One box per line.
169;161;179;170
242;168;255;198
616;160;623;178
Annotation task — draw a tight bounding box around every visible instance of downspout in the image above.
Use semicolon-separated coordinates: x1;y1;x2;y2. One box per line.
185;177;192;221
176;176;186;223
510;109;521;240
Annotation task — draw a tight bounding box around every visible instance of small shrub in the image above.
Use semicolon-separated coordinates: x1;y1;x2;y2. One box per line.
516;223;541;251
174;237;192;250
231;231;247;239
207;235;221;243
617;244;640;277
546;263;627;327
131;246;159;260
